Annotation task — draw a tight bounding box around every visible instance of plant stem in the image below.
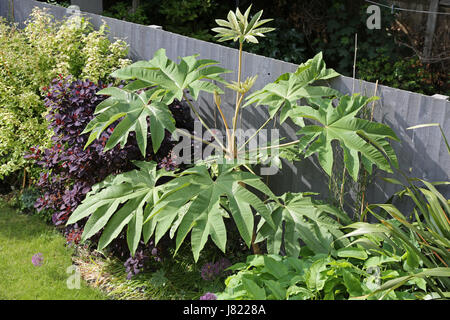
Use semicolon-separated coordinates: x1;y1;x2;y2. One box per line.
214;95;232;154
243;139;300;154
231;42;244;157
238;116;273;152
360;80;379;219
183;92;227;153
352;33;358;94
176;129;225;152
339;167;346;210
22;168;26;190
342;32;358;210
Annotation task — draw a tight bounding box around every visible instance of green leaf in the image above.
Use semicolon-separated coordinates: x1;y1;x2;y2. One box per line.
287;286;315;300
293;94;399;179
342;269;363;297
258;192;350;257
337;247;368;260
403;248;420;271
265;280;286;300
127;204;145;255
263;255;289;279
242;277;266;299
305;257;328;291
244;53;340;122
212;6;274;44
83;88;176;156
66;161;173;256
150;163;277;261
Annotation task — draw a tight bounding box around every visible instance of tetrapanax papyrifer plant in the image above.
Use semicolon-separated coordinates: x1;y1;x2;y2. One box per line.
67;5;399;261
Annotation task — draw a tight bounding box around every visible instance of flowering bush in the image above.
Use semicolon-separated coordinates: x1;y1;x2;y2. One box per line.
0;8;130;182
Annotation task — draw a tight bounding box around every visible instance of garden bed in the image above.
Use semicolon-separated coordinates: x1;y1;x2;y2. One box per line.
0;4;448;301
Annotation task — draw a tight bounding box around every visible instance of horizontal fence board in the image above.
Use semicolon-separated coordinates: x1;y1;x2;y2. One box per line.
1;0;448;205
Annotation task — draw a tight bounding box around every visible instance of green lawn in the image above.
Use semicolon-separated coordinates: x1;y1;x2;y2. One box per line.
0;202;106;300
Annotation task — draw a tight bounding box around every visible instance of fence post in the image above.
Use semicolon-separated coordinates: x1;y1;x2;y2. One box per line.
8;0;14;21
423;0;440;61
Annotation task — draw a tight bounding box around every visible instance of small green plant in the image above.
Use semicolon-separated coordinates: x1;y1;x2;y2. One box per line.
18;187;40;213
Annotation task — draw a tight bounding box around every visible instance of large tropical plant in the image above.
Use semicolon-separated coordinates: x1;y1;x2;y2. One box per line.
67;5;400;261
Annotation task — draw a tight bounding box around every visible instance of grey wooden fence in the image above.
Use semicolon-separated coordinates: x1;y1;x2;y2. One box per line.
1;0;449;208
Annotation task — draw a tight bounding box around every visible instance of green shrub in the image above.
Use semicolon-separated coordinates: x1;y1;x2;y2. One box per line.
0;8;130;181
357;55;447;96
216;250;449;300
103;1;150;25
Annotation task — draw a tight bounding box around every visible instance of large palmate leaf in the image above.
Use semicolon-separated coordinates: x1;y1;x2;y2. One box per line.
82;48;231;156
292;94;399;180
82;87;176;156
146;162;278;261
111;48;231;102
66;161;174;256
244;52;341;125
256;192;352;257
